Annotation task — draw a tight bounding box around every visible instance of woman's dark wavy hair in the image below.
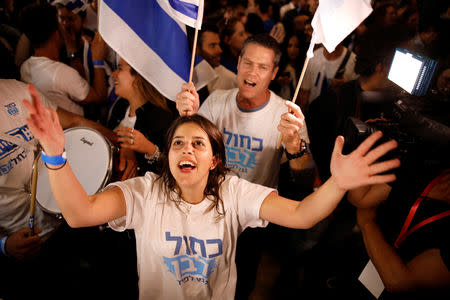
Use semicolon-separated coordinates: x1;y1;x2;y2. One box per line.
157;115;229;218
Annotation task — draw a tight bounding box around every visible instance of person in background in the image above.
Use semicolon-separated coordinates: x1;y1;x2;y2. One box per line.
196;22;237;101
219;17;249;74
107;58;174;176
20;4;107;117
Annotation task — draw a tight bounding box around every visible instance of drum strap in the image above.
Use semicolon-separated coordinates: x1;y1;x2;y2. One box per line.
0;131;37;151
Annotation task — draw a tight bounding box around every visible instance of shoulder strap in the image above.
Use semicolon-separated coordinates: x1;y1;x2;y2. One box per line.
335;48;352;79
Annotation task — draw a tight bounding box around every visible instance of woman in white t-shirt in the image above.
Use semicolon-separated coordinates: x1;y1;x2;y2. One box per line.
23;86;400;299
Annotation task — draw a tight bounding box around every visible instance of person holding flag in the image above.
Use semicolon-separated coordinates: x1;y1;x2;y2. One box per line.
176;33;313;298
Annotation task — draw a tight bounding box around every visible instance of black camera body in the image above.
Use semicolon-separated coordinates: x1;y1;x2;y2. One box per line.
343;93;450;172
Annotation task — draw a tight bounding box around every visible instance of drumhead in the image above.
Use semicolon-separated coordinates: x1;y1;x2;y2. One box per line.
36;127;113;215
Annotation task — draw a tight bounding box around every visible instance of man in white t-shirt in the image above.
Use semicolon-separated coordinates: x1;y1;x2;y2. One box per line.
176;33;311;298
178;34;311;188
299;43;358;111
19;4;107;116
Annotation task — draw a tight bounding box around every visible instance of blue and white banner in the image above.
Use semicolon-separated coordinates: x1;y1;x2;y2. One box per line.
158;0;204;29
99;0;210;101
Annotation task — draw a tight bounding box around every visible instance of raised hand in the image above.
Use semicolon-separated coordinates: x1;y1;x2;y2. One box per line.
330;131;400;191
176;82;199;116
23;84;65;156
91;32;107;61
278;101;305;154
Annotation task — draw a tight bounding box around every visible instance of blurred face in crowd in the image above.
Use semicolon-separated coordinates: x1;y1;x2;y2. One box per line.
237;43;278;102
384;5;397;26
111;58;136;99
294;15;310;33
287;35;300;62
232;4;247;24
199;31;223;68
57;7;84;36
304;23;313;42
225;21;248;56
437;68;450;95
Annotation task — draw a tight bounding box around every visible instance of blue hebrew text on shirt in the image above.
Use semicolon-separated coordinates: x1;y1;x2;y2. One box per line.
5;102;19;116
223;127;262;172
0;125;33;176
163;232;223;286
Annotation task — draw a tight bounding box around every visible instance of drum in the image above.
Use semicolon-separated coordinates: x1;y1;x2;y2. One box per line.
36;127;113;216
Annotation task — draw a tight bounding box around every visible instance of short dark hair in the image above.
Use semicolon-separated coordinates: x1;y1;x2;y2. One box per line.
158;115;229;218
21;4;58;49
198;23;220;48
240;33;281;67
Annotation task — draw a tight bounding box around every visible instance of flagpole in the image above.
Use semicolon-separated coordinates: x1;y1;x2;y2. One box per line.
276;55;311;149
188;28;199;83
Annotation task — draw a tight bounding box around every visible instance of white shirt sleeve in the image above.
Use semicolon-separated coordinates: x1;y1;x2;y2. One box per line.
53;64;90;102
107;173;155;231
226;176;275;229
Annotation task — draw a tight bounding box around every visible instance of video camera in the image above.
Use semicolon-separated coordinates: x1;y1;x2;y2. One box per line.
343;48;449;170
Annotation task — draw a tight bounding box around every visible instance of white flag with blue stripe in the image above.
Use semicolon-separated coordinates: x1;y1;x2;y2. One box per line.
99;0;210;101
158;0;204;29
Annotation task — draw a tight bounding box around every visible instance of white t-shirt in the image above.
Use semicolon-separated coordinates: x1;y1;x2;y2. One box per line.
302;47;358;104
108;172;274;300
117;105;136;129
207;65;238;94
0;79;59;238
199;88;310;188
20;56;90;116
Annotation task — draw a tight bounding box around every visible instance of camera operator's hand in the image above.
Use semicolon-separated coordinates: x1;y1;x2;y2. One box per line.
6;227;43;261
330;131;400;191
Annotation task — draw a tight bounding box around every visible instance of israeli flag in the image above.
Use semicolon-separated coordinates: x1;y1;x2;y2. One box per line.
99;0;210;101
159;0;204;29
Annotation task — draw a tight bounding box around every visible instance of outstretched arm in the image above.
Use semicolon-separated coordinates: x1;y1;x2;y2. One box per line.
260;132;400;229
23;84;126;228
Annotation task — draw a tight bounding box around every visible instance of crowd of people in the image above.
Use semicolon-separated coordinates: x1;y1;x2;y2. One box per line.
1;0;449;299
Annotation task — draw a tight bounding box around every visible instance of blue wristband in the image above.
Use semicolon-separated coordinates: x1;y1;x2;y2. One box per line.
92;60;105;66
41;150;67;166
0;235;8;256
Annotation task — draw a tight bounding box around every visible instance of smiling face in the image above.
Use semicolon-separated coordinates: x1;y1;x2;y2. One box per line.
237;43;278;104
168;122;217;192
111;58;136;99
